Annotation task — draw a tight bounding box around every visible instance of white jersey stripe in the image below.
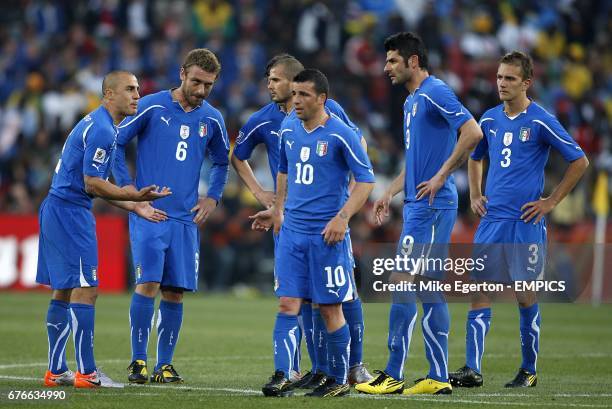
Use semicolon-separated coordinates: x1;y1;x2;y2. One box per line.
419;93;465;116
237;121;272;145
532;119;575;146
117;105;165;129
207;116;230;150
330;133;370;169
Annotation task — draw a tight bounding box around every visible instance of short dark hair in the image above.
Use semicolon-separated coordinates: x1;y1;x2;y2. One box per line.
265;53;304;80
384;32;429;70
500;51;534;80
101;70;135;96
182;48;221;76
292;69;329;97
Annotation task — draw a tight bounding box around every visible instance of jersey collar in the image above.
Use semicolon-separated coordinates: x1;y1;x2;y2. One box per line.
168;88;202;112
503;99;532;120
99;105;118;131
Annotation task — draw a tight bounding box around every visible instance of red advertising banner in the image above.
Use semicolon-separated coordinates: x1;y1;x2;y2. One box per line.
0;214;127;292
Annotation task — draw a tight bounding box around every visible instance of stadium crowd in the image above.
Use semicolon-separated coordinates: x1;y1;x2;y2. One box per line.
0;0;609;290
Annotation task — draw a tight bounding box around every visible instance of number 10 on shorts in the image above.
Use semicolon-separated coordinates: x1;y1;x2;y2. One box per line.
325;266;346;288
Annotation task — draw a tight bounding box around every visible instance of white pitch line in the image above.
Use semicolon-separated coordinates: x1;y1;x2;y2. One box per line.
1;375;611;406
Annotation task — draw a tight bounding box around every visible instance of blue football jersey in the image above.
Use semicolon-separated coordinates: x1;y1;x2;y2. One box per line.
278;115;375;234
472;101;585;220
235;99;362;187
50;106;118;209
403;75;473;208
114;90;230;224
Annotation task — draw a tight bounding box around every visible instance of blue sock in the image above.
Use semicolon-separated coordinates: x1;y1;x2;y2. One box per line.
155;301;183;370
422;302;450;382
519;304;540;374
384;302;417;380
343;299;364;367
293;314;302;374
130;293;155;362
272;313;299;378
312;308;328;374
326;324;351;385
465;307;491;374
300;304;315;371
46;300;70;374
69;303;96;375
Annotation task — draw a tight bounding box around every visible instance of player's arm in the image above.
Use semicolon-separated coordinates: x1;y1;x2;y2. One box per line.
192;114;230;226
249;171;287;233
348;136;368;193
468;130;490;217
521;116;590;223
84;175;170;201
521;157;589;223
322;130;375;244
416;118;483;204
230;154;274;208
104;198;168;222
372;169;405;226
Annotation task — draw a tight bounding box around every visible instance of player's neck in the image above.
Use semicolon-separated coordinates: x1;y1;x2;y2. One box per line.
405;69;429;94
102;101;125;125
279;99;294;114
172;88;197;112
503;95;531;117
303;110;329;132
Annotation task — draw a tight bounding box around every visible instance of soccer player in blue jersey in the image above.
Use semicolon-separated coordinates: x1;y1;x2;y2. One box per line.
356;32;483;395
232;54;373;389
449;51;588;388
250;69;375;397
38;71;171;389
113;49;230;384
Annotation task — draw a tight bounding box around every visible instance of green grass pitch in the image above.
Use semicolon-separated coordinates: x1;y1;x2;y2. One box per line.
0;292;610;408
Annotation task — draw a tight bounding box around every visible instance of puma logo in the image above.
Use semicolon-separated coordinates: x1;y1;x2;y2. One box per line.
270;130;280;136
328;288;340;297
161;116;171;126
286;140;294;149
489;129;497;136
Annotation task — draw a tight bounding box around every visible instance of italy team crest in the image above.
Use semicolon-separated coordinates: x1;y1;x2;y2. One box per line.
199;122;207;138
300;146;310;162
519;127;530;142
316;140;328;157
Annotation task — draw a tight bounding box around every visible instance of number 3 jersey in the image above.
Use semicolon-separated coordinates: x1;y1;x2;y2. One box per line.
471;101;584;221
113;90;230;224
278;115;375;234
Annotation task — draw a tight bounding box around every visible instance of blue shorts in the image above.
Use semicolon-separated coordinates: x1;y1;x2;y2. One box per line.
397;206;457;279
472;219;547;283
129;214;200;291
36;195;98;290
274;226;356;304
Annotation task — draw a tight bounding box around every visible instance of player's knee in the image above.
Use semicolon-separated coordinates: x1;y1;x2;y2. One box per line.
136;282;160;298
516;289;537;308
161;287;184;303
52;289;72;303
278;297;301;315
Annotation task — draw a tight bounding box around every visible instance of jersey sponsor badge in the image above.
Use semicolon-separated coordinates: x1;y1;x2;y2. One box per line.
180;125;190;139
199;122;207;138
519;127;530;142
316;140;328;157
412;102;418;117
300;146;310;162
93;148;107;163
503;132;513;147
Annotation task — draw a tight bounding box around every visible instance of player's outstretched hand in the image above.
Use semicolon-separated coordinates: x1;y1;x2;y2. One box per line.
470;195;488;217
134;185;172;201
134;202;168;222
191;197;217;226
322;213;349;245
520;197;555;224
416;173;445;205
249;208;283;233
255;190;275;209
372;193;392;226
